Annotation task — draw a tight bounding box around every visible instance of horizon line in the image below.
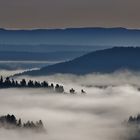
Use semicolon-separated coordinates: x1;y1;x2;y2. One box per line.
1;26;140;31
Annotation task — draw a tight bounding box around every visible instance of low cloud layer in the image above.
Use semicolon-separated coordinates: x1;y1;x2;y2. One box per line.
1;70;140;140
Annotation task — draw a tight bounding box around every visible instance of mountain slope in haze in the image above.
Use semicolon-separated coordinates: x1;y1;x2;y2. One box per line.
0;51;86;61
1;28;140;46
0;44;100;53
17;47;140;76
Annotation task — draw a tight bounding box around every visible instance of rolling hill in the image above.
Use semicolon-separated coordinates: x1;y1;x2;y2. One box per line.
17;47;140;76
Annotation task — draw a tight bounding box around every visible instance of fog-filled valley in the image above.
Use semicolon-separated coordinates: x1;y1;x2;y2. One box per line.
0;70;140;140
0;61;58;71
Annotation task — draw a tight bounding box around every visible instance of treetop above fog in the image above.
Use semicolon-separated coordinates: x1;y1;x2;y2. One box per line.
0;76;86;94
0;76;64;93
0;114;45;132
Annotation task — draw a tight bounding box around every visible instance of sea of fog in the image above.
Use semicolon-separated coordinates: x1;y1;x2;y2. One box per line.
0;60;60;77
0;70;140;140
0;61;60;72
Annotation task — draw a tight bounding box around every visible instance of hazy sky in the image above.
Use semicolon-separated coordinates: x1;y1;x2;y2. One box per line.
0;0;140;29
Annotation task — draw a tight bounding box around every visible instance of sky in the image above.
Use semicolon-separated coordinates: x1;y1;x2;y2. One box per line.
0;0;140;29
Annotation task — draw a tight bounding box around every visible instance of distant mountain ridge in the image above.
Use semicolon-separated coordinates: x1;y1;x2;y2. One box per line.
17;47;140;76
1;27;140;46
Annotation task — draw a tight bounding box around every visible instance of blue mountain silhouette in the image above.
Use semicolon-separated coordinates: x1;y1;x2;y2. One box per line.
18;47;140;76
1;28;140;46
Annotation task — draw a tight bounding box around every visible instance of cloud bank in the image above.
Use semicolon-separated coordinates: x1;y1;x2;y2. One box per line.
0;70;140;140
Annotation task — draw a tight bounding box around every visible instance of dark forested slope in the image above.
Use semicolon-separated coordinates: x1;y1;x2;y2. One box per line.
18;47;140;76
